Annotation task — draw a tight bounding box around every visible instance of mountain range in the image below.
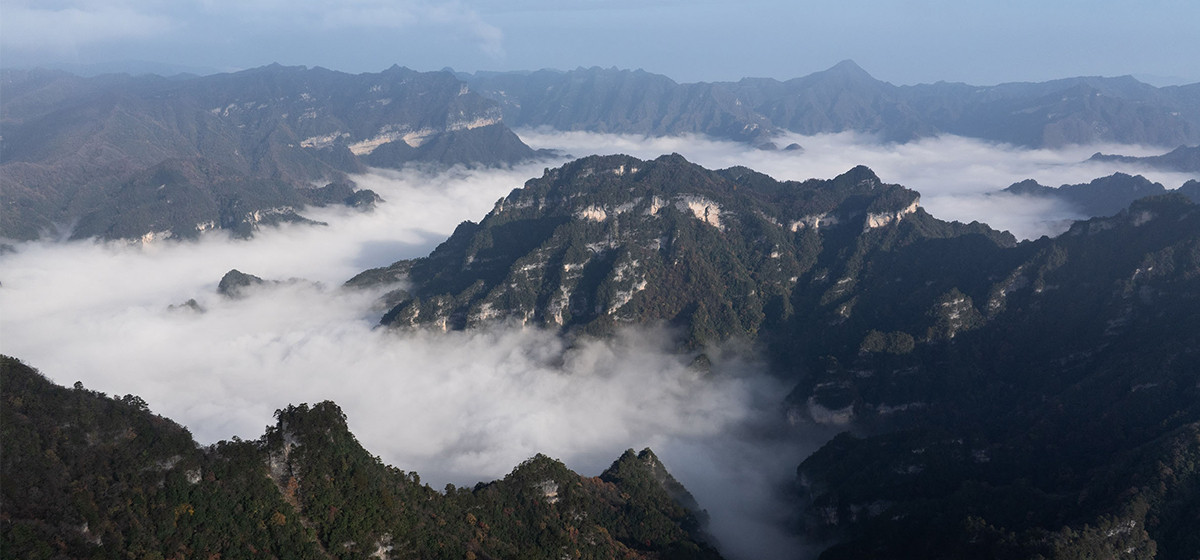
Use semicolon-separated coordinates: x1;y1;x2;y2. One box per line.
0;64;543;241
459;61;1200;148
5;61;1199;242
1003;173;1173;219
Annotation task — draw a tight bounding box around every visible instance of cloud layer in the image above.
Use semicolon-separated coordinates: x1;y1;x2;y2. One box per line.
0;158;815;558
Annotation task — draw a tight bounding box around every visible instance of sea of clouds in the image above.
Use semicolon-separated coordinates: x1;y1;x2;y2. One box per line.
1;132;1193;559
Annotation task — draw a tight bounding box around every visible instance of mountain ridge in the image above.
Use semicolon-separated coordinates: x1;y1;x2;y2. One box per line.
0;355;721;559
347;154;1010;349
0;64;545;241
459;61;1200;148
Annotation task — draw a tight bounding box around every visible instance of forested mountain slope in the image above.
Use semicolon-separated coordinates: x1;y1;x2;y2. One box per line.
0;356;720;560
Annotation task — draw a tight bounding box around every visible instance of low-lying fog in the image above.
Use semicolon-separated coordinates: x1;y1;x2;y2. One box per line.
1;132;1193;559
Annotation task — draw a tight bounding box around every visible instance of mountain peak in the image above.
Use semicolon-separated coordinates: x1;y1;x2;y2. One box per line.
833;164;883;189
825;59;874;80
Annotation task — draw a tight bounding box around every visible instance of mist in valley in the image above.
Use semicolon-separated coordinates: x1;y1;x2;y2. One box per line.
1;131;1193;559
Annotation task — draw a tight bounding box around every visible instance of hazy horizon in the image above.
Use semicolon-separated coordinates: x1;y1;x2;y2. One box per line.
3;0;1198;86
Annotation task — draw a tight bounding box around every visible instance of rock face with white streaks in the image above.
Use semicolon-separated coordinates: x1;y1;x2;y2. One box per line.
348;154;1010;349
864;199;920;230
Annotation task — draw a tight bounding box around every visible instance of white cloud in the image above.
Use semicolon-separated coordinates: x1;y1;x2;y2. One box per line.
2;0;504;61
195;0;505;59
0;2;175;52
0;159;806;558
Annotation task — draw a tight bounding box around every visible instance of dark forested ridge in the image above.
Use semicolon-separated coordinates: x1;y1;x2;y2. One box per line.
0;65;545;241
793;193;1200;559
350;154;1200;559
0;355;720;559
460;62;1200;149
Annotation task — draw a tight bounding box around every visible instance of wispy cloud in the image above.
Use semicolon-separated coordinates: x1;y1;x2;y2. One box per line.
1;1;175;52
2;0;504;61
196;0;505;59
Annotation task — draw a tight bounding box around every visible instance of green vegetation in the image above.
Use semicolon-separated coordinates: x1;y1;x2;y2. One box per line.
1;356;720;559
794;195;1200;559
351;154;994;352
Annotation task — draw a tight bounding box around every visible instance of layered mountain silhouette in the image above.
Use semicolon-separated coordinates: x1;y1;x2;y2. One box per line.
7;62;1197;241
460;60;1200;148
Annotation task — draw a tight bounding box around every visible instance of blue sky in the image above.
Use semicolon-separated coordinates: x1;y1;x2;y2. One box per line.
2;0;1198;85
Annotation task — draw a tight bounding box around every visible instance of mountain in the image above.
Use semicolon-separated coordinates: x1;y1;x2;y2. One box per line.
794;195;1200;559
0;355;721;560
459;62;1200;148
1088;145;1200;174
1003;173;1170;218
0;64;543;241
1181;179;1200;201
460;67;778;144
347;153;1010;347
349;154;1200;559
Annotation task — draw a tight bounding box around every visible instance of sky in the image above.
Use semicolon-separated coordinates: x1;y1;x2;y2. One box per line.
2;0;1199;85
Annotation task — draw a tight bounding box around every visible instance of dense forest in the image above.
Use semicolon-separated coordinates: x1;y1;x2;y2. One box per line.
1;356;720;559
